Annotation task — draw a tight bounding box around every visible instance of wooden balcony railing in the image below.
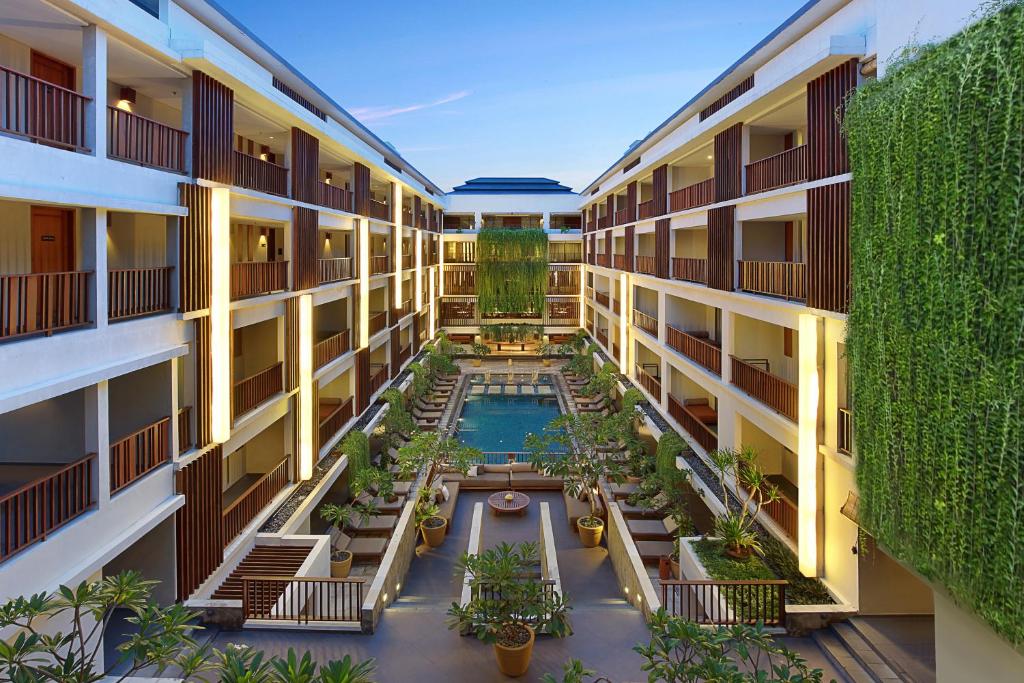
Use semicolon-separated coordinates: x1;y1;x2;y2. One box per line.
369;199;390;221
0;272;91;340
314;329;351;369
444;264;476;295
370;255;390;275
612;298;621;315
401;207;414;226
762;495;798;541
614;208;629;226
401;299;413;317
635;363;662;400
596;329;608;347
231;261;288;300
596;252;610;268
595;291;610;308
398;343;412;365
222;456;290;544
242;575;364;625
177;406;192;454
669;178;715;213
638;199;655;220
369;363;389;395
667;394;718;453
0;453;96;563
318;257;352;284
745;144;808;194
233;362;284;419
368;311;388;336
317;182;352;213
0;65;90;150
671;257;707;284
547;264;580;295
633;309;658;337
107;107;187;173
597;215;609;230
661;579;787;626
318;397;354;449
234;150;288;197
401;253;413;270
666;325;721;375
635;255;657;275
737;261;807;301
108;266;173;321
730;357;797;422
613;254;627;270
838;408;853;455
109;417;170;495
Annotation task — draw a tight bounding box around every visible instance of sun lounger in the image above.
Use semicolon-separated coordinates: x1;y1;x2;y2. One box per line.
606;481;639;499
331;529;387;562
355;493;405;514
617;494;669;519
351;514;398;533
626;516;679;541
634;540;676;563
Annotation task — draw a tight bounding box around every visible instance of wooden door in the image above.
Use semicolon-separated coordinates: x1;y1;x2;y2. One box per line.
31;207;74;273
30;51;75;88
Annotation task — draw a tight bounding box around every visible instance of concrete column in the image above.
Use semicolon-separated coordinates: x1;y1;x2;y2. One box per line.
715;394;740;451
823;318;842;452
414;231;423;312
168;357;180;458
166;216;179;312
656;289;666;342
180;76;193;174
739;124;751;195
392;186;403;313
542;211;551;231
474;211;482;229
85;382;111;506
720;310;735;385
82;25;107;159
357;219;369;348
81;208;108;329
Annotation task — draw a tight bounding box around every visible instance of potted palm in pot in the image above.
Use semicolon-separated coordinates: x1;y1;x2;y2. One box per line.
527;412;626;547
397;431;481;546
471;342;491;367
708;446;780;559
447;542;572;677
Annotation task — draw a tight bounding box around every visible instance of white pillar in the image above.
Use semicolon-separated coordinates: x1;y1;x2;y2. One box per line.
721;310;735;385
474;211;482;229
169;357;180;458
82;208;108;329
180;76;193;173
82;25;107;159
392;186;403;313
358;219;370;348
542;211;551;231
797;313;823;576
414;231;423;312
86;382;111;506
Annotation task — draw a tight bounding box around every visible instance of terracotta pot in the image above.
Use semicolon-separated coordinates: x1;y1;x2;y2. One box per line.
670;557;681;579
421;516;448;547
658;555;671;580
577;518;604;547
542;358;552;367
472;359;482;367
330;551;353;578
725;545;753;560
493;624;535;677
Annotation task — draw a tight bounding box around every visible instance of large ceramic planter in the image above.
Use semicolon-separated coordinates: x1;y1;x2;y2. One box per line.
577;517;604;547
421;516;448;547
542;358;552;367
493;623;535;677
330;551;353;578
472;358;482;367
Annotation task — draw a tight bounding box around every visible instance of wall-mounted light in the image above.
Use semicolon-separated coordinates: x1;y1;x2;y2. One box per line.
325;172;333;186
116;86;136;112
706;154;713;160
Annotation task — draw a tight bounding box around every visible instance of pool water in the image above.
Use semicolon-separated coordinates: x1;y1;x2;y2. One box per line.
455;392;562;453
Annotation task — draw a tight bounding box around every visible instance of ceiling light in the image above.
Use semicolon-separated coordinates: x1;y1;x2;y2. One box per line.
706;154;712;160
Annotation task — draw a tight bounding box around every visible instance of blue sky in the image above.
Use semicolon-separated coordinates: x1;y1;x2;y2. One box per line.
216;0;808;192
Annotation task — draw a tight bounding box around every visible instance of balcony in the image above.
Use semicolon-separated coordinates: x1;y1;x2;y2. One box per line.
370;255;390;276
234;151;288;197
318;257;353;285
597;251;610;268
107;107;187;173
737;261;807;301
109;417;170;495
222;456;290;545
667;394;718;453
730;357;797;422
0;453;96;563
595;291;610;309
231;261;288;300
369;199;390;221
669;178;715;213
444;265;476;295
0;272;91;341
369;363;390;395
314;329;351;370
597;216;609;230
613;254;627;271
544;297;579;324
0;65;89;151
596;328;608;348
233;362;284;420
838;408;853;455
633;309;658;338
402;253;413;270
317;182;353;213
319;398;354;449
368;311;389;336
666;325;721;375
547;265;579;295
638;199;655;220
745;145;808;194
402;207;414;227
671;257;707;285
635;363;662;400
635;255;657;276
108;267;173;321
614;208;629;226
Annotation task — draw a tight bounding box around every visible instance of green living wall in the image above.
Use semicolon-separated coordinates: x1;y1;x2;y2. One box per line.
844;1;1024;643
476;229;548;315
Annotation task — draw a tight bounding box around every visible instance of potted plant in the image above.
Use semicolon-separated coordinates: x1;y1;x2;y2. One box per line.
471;342;491;367
538;342;555;367
379;388;416;452
708;446;780;559
319;503;355;577
447;542;572;677
527;412;626;547
397;431;481;545
352;467;396;503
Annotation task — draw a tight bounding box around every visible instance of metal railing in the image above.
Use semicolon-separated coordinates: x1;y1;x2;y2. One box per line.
632;309;658;337
661;579;787;626
318;257;352;284
730;356;797;422
230;261;288;300
223;457;290;544
243;575;365;624
314;329;351;369
234;150;288;197
666;325;720;375
669;177;715;212
0;65;90;150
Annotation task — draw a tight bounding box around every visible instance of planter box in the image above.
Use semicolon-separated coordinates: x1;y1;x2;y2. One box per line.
677;537;735;624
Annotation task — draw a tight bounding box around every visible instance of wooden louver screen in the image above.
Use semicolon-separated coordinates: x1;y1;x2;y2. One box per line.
193;317;213;449
292;206;318;291
707;205;735;291
175;445;223;601
624;225;635;273
178;183;212;314
191;71;234;184
714;122;743;202
354;347;371;414
807;59;858;181
353;163;371;216
651;164;668;217
806;181;851;313
655;220;670;279
284;297;300;392
290;127;319;204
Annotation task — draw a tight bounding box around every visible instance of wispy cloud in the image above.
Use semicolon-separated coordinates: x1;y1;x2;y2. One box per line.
350;91;470;122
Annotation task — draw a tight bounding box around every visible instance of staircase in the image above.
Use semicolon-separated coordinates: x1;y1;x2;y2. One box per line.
813;620;911;682
211;545;312;601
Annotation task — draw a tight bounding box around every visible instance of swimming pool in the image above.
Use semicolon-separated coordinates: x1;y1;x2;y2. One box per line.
455;391;562;454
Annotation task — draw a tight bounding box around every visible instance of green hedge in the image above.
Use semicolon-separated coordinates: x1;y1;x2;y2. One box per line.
844;2;1024;643
477;229;548;315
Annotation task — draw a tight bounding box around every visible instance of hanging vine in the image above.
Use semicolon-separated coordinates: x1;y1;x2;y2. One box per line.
476;229;548;315
844;0;1024;644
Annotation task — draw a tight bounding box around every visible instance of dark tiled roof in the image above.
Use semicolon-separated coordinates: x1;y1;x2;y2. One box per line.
449;177;575;194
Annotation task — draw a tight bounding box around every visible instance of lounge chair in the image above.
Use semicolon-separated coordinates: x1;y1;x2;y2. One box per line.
634;540;676;563
606;480;639;499
355;492;405;514
413;408;442;420
627;516;679;541
331;529;387;562
617;494;669;519
351;514;398;533
416;397;446;410
391;480;413;496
